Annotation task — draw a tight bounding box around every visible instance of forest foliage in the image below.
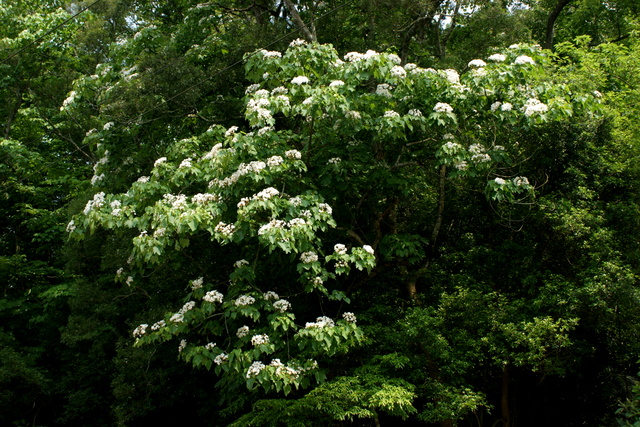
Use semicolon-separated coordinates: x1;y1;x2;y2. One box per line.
2;0;640;426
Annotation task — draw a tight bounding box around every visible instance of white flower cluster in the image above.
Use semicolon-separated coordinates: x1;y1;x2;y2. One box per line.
468;59;487;68
151;320;166;331
376;83;393;97
192;193;219;204
513;176;530;186
267;155;283;167
237;325;250;338
66;220;76;233
345;110;361;120
61;90;75;110
178;339;187;353
253;187;279;201
214;222;235;236
191;277;204;290
363;245;374;255
246;84;260;94
305;316;335;329
291;75;309;85
384;110;400;118
329;80;345;87
214;353;228;365
234;259;249;268
212;160;267;188
257;219;287;235
179;158;192;168
342;312;357;323
390;65;406;78
285;149;302;159
301;252;318;263
318;203;332;215
263;291;279;301
434;103;454;113
440;69;460;84
514;55;535;65
290;38;306;47
132;324;148;337
289;218;306;227
154;157;167;167
154;228;166;237
203;290;224;303
246;361;265;377
408;109;423;117
235;295;255;307
313;277;323;286
251;334;270;346
126;276;134;286
334;244;347;255
205;342;216;350
327;157;341;164
137;176;150;183
495;178;506;185
170;301;196;323
163;193;188;210
488;53;506;62
273;299;291;313
83;192;106;214
261;50;282;59
522;99;548;117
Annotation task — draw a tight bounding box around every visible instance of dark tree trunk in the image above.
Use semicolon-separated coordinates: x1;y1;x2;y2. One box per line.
544;0;573;50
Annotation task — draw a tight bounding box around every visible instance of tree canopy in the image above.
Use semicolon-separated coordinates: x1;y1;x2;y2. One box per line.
2;1;640;426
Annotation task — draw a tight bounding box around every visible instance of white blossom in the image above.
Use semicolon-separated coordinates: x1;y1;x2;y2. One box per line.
390;65;406;78
488;53;506;62
434;102;454;113
191;277;204;290
245;83;260;94
132;324;148;338
267;155;283;167
318;203;332;215
334;243;347;255
273;299;291;313
126;276;134;286
103;122;114;131
408;109;423;117
301;252;318;263
327;157;342;164
514;55;535;65
522;99;548;117
513;176;530;186
214;353;228;365
329;80;345;87
225;126;239;137
305;316;335;329
237;325;250;338
344;52;364;62
285;149;302;159
313;277;323;286
384;110;400;118
214;222;235;236
151;320;165;331
388;53;401;64
203;290;224;303
289;218;306;227
235;295;256;306
234;259;249;268
253;187;279;201
205;342;216;350
346;110;361;120
376;83;393;97
251;334;270;346
289;38;306;47
178;339;187;353
363;245;374;255
246;361;265;377
501;102;513;111
272;86;288;95
342;312;357;323
154;157;167;167
441;69;460;84
468;59;487;68
495;177;506;185
66;220;76;233
291;75;309;85
137;176;150;183
491;101;502;111
263;291;279;301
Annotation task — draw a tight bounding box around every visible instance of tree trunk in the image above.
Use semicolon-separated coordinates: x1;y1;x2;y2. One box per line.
282;0;316;42
501;364;510;427
544;0;573;50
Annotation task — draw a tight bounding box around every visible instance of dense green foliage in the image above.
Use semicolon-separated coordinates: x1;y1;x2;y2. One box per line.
2;0;640;426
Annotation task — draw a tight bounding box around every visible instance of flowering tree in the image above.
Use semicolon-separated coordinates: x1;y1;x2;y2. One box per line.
69;40;602;421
